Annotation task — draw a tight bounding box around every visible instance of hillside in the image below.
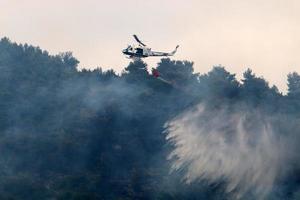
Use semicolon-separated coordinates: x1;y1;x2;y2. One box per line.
0;37;300;199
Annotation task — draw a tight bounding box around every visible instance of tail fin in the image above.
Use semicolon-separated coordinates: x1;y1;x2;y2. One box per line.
170;45;179;56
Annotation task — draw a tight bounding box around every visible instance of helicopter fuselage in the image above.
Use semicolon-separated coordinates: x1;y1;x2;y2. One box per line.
122;45;151;58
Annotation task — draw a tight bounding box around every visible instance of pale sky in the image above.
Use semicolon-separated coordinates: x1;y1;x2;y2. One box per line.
1;0;300;92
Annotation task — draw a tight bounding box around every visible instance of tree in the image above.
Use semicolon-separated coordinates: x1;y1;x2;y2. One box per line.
241;69;280;109
287;72;300;98
156;58;197;86
198;66;240;100
123;59;149;83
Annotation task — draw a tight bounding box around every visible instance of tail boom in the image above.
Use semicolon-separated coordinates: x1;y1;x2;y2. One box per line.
150;45;179;57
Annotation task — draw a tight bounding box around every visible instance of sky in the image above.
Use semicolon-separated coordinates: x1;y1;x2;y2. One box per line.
1;0;300;92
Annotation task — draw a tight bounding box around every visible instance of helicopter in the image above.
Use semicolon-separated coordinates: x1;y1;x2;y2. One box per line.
122;35;179;58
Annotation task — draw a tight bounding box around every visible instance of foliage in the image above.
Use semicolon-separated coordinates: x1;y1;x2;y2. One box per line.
0;38;299;199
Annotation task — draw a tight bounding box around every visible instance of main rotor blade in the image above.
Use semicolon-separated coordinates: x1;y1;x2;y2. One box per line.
133;34;146;46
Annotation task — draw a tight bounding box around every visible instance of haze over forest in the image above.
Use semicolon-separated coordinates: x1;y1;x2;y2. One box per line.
0;37;300;199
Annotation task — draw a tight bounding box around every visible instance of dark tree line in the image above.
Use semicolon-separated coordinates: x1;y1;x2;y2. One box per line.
0;37;299;199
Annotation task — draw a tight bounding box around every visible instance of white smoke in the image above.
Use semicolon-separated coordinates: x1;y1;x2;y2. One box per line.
166;104;291;199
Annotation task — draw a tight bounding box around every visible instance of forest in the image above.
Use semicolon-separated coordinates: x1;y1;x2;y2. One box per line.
0;37;300;199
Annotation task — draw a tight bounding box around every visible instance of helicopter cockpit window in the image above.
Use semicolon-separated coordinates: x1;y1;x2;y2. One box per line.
136;48;143;55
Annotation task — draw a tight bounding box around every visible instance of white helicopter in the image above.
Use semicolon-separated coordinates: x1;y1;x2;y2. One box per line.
122;35;179;59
